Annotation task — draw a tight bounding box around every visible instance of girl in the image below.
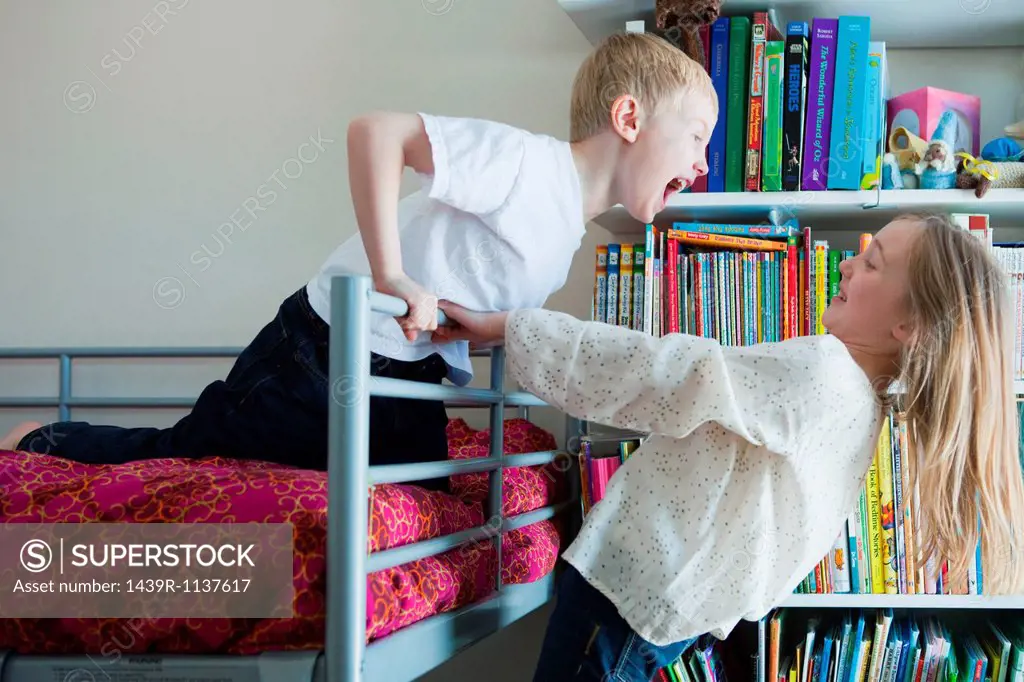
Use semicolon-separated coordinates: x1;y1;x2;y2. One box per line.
431;212;1024;682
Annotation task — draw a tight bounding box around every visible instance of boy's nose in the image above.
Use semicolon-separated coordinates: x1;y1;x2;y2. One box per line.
694;156;708;176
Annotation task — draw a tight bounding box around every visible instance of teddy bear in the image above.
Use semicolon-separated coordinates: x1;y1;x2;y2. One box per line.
653;0;722;68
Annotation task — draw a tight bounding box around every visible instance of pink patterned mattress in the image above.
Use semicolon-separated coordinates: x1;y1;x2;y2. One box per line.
0;418;567;655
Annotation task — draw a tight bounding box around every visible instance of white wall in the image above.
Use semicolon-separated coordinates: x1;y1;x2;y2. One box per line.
0;0;597;437
1;1;1022;678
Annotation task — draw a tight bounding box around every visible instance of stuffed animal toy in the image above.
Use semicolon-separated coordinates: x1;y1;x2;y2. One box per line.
913;110;960;189
956;136;1024;198
654;0;722;68
881;109;960;189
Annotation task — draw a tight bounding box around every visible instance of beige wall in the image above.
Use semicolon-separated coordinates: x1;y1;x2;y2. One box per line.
0;0;597;347
0;1;593;679
0;0;601;440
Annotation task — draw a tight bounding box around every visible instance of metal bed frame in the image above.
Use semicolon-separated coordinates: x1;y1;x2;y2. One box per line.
0;274;581;682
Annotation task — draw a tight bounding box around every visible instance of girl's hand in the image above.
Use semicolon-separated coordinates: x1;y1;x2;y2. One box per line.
375;273;439;342
431;300;509;348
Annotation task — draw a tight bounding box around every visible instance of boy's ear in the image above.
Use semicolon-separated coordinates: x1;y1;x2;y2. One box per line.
609;94;642;143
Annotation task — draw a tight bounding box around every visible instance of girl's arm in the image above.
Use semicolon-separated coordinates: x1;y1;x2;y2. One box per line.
502;308;813;445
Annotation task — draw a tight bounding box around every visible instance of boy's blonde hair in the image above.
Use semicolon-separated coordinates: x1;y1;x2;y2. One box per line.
898;212;1024;595
569;32;717;142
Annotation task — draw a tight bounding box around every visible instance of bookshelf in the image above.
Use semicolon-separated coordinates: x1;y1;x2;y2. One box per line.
781;594;1024;610
556;2;1024;680
593;188;1024;236
558;0;1024;50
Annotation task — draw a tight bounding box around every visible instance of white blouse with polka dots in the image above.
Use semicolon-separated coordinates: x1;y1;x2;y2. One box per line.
504;308;884;646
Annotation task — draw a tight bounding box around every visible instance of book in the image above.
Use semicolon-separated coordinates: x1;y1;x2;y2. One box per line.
708;17;731;193
860;41;888;189
726;16;752;193
783;21;809;191
745;11;783;192
666;229;788;252
762;39;786;191
827;15;872;190
801;18;838;191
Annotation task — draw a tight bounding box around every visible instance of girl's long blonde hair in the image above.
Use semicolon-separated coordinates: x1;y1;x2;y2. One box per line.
899;212;1024;595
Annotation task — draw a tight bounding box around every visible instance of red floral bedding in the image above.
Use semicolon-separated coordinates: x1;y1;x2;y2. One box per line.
0;418;567;655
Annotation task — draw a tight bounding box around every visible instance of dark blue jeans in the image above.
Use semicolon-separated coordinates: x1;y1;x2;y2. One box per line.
16;287;452;490
532;563;696;682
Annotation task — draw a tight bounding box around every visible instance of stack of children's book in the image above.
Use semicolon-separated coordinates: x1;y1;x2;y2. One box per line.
630;10;888;193
592;220;860;342
797;408;986;597
753;608;1024;682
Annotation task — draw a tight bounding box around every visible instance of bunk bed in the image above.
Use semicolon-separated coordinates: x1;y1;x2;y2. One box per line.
0;274;580;682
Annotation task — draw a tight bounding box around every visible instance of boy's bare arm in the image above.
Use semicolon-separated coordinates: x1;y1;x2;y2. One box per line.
347;112;438;339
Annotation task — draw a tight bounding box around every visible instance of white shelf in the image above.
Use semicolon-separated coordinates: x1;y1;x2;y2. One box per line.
558;0;1024;49
782;593;1024;609
593;189;1024;236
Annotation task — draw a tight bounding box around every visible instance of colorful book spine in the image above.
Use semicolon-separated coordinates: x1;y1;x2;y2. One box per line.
876;416;899;594
828;250;841;303
605;243;620;325
762;40;785;192
847;507;862;593
708;17;730;193
726;16;752;193
787;235;798;339
782;22;809;191
619;244;633;329
867;444;884;594
632;244;645;332
671;220;795;238
644;225;656;335
860;41;887;190
744;11;773;191
666;229;788;252
594;245;608;323
814;241;826;334
801;18;838;191
827;15;871;190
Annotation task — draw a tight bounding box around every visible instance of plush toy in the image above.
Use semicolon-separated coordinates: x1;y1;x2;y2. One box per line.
913;109;960;189
654;0;722;68
955;135;1024;198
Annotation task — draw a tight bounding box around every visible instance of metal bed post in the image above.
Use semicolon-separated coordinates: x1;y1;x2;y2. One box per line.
58;354;71;421
488;346;505;593
326;274;372;682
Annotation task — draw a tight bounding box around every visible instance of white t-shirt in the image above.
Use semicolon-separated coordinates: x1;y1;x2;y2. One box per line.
306;113;587;386
503;308;883;646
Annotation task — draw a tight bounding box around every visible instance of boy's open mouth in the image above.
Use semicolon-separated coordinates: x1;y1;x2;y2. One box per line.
664;177;687;202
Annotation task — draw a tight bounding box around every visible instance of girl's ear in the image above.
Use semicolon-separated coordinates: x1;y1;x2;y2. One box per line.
892;320;916;347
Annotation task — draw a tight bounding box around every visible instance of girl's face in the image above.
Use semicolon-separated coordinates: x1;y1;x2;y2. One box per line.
822;218;922;354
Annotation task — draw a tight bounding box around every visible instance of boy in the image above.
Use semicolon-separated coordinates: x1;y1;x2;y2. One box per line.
2;32;716;491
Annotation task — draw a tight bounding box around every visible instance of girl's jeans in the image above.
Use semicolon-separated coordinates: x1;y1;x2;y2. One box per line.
533;563;697;681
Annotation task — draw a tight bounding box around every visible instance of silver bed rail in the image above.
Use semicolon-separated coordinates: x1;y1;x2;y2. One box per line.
0;275;581;682
327;274;577;681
